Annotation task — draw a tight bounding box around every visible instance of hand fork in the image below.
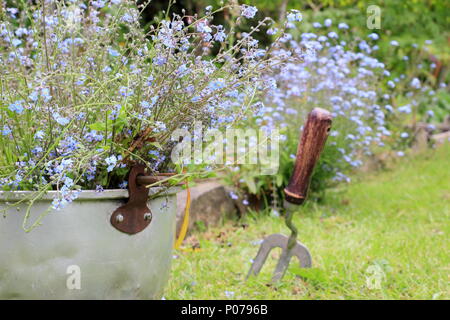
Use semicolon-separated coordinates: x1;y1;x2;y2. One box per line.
247;108;332;282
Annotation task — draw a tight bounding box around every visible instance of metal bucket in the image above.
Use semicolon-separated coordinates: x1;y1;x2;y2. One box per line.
0;187;177;299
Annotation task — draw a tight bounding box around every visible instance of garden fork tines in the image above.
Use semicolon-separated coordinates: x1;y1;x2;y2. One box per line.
247;108;332;282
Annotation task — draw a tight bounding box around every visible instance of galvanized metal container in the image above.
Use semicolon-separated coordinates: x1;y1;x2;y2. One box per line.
0;187;177;299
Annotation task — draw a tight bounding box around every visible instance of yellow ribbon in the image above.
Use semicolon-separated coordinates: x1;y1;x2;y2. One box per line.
174;180;190;249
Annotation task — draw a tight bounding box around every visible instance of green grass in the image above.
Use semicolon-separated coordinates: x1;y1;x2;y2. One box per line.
165;145;450;300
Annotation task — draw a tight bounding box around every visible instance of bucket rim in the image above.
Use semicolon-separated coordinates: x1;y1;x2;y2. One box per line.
0;187;179;201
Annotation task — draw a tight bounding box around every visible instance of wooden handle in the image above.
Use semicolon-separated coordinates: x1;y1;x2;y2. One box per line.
284;108;332;205
136;175;171;186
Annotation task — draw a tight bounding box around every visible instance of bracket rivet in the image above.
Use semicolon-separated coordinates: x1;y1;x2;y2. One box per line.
116;213;124;223
144;212;152;221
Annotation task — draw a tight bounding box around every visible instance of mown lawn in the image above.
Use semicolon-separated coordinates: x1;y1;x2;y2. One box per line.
165;144;449;300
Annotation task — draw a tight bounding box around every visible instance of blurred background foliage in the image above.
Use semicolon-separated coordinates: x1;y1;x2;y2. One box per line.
141;0;450;59
140;0;449;117
137;0;449;203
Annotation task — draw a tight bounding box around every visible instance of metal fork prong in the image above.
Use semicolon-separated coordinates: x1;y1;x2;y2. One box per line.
271;247;292;282
272;241;312;282
247;234;313;282
247;234;288;279
291;241;313;268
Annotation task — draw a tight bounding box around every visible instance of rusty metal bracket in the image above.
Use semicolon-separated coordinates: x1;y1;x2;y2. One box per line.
110;164;153;235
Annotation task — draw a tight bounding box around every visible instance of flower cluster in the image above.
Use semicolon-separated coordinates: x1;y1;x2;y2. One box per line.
0;1;292;221
258;17;447;184
258;24;390;182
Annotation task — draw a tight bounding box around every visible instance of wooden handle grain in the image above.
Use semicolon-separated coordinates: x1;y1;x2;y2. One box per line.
284;108;332;205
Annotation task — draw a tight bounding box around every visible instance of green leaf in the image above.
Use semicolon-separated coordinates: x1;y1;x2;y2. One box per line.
149;141;162;150
88;122;106;131
244;175;257;194
276;174;284;187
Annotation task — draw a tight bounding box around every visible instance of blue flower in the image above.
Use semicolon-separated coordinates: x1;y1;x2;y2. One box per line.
63;176;74;188
324;18;332;27
390;40;399;46
368;33;379;40
384;104;394;112
108;48;120;57
207;78;226;91
287;10;302;22
191;96;201;103
410;78;421;89
41;88;52;102
240;5;258;19
121;13;134;23
229;191;239;200
197;21;212;33
11;38;22;47
52;198;68;211
53;112;70;125
85;130;104;143
140;101;151;108
154;121;166;133
214;25;226;42
92;0;106;9
267;28;278;35
398;105;412;114
6;8;18;18
8;100;24;113
107;104;121;120
119;181;128;189
328;32;338;39
153;56;167;66
119;86;134;97
176;64;188;77
34;130;45;140
105;155;118;172
32;146;43;154
338;22;349;29
29;91;39;102
2;125;12;136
